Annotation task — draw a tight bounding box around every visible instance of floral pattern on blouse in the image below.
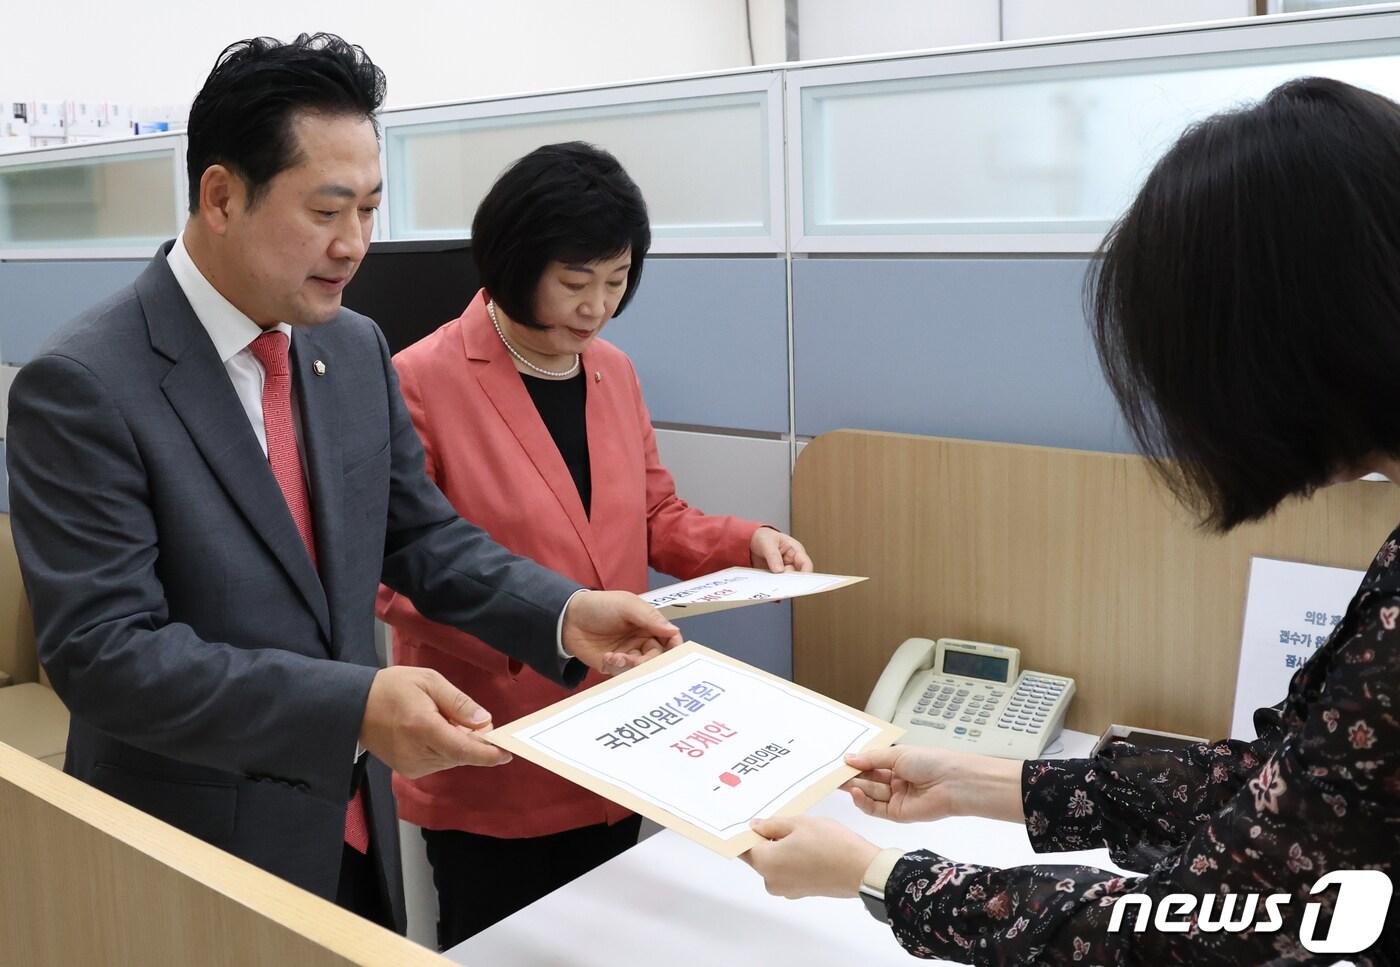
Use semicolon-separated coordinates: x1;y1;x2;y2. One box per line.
884;524;1400;965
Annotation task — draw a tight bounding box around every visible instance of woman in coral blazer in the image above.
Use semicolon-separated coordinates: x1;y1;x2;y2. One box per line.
376;142;810;948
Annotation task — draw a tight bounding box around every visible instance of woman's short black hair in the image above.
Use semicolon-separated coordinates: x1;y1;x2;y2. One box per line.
1088;77;1400;532
185;33;385;213
472;142;651;329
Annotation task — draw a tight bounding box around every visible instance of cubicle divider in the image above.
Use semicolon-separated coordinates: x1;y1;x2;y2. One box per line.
0;133;186;259
0;740;446;967
790;430;1400;740
790;257;1128;453
784;12;1400;254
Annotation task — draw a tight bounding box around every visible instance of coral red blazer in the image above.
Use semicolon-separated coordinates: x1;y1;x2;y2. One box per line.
376;290;761;837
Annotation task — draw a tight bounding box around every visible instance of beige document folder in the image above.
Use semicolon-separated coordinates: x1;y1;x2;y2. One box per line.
486;641;902;857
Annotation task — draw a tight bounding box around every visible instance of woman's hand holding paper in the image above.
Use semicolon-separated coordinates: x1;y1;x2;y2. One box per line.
742;816;881;899
842;746;1025;824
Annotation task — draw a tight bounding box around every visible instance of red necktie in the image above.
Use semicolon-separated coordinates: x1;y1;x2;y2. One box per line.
250;331;370;855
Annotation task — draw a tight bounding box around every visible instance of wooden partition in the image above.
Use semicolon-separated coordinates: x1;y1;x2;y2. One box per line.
792;431;1400;739
0;742;448;967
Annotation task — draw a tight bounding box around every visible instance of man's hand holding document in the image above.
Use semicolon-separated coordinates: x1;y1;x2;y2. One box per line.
642;567;867;619
485;641;902;857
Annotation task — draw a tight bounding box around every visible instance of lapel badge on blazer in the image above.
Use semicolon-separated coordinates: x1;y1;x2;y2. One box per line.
594;371;602;382
312;360;327;376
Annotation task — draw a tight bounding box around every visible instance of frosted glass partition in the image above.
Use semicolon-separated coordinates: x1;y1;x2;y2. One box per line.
0;142;181;256
382;77;782;253
794;31;1400;251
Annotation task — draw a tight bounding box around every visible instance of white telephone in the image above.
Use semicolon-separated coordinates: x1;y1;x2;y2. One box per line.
866;637;1075;758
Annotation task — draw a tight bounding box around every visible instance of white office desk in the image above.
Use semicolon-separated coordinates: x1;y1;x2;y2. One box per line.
447;730;1133;966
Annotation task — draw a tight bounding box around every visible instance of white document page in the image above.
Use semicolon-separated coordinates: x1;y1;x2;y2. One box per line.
643;567;853;610
1232;557;1364;740
508;649;887;842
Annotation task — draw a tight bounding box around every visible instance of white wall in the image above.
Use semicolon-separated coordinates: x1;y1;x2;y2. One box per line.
1001;0;1256;41
748;0;794;64
0;0;757;108
797;0;1001;59
2;2;1274;113
795;0;1259;60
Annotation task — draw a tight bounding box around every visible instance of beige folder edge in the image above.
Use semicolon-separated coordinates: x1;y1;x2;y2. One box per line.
484;641;903;858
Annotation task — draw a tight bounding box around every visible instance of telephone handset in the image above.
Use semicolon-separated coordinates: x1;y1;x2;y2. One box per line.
865;637;1075;758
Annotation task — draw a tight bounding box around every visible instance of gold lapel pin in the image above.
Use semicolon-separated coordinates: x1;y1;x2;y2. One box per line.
594;371;602;383
313;360;327;376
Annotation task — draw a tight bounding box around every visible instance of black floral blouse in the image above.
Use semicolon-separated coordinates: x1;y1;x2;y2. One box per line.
883;526;1400;965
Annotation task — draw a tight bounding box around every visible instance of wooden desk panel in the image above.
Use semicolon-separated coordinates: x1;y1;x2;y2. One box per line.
0;742;445;967
791;431;1399;738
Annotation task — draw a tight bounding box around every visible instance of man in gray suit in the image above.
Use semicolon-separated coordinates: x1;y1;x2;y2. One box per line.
5;34;680;933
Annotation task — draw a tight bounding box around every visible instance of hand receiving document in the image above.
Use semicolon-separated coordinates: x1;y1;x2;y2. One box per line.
484;642;901;856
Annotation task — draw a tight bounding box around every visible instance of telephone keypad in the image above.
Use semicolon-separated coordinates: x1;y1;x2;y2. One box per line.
907;666;1072;757
996;674;1068;735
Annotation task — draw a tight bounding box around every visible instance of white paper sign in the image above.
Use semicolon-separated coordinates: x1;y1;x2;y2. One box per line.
507;649;886;841
1232;557;1363;739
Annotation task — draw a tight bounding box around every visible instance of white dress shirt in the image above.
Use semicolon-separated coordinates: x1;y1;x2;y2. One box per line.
166;233;302;464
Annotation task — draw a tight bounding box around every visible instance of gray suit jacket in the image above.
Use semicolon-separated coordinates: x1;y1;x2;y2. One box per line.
6;244;586;932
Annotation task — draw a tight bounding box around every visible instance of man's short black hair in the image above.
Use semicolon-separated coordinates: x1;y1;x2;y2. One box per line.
185;33;386;213
1088;77;1400;531
472;142;651;329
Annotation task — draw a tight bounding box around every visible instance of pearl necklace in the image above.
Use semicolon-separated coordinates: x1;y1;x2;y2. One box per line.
487;300;581;379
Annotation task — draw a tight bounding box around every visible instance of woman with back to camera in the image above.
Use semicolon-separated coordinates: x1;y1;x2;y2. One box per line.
742;77;1399;964
377;141;811;948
